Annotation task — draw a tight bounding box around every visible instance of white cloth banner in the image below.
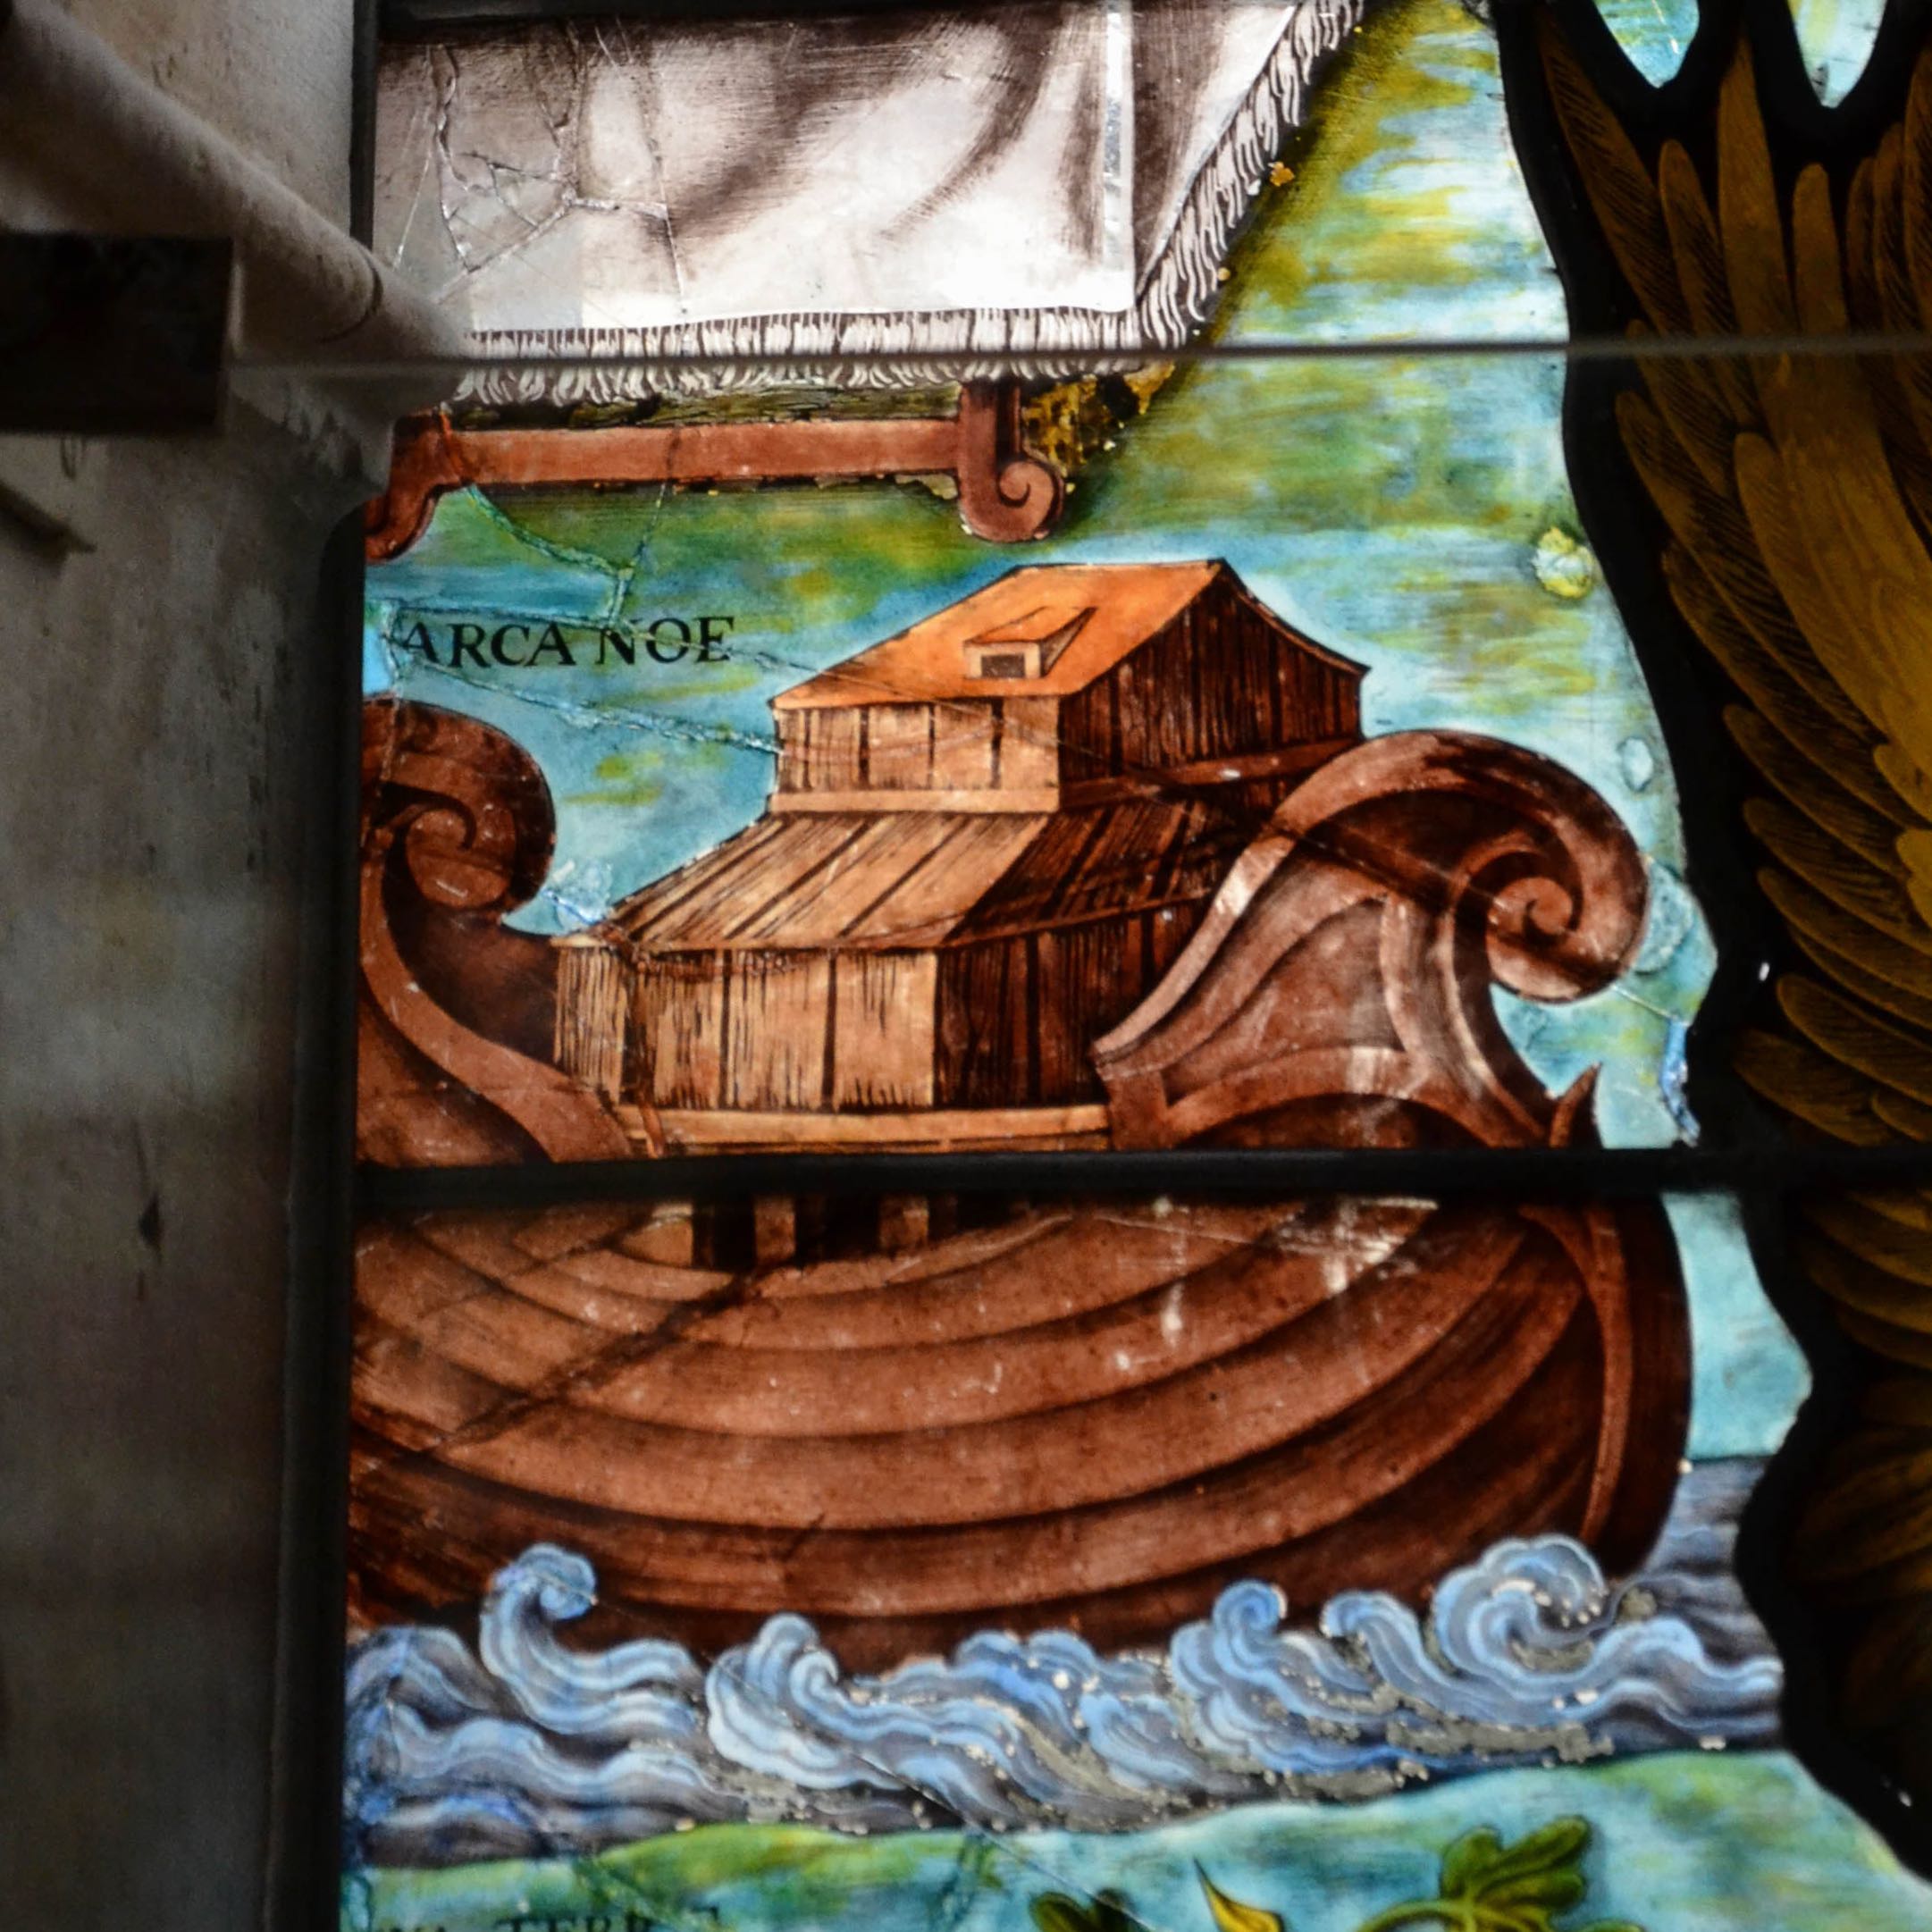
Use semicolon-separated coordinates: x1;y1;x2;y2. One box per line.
374;0;1363;397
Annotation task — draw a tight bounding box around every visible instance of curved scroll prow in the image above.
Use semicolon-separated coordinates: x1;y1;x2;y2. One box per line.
358;697;637;1165
1093;730;1651;1151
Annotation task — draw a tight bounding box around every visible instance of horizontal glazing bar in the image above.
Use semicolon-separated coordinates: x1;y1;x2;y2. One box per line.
236;332;1932;382
357;1140;1932;1212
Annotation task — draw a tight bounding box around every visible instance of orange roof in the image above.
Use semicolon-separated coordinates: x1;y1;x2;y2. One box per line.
604;811;1052;950
772;560;1339;710
601;795;1250;952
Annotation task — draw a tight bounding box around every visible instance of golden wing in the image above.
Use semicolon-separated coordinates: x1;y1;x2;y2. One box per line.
1539;16;1932;1751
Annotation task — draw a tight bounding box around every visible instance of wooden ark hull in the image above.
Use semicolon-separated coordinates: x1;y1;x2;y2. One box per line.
355;697;1693;1662
349;1190;1689;1666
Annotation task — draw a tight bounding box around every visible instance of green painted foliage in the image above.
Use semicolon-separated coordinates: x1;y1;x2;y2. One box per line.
1399;1819;1641;1932
1072;1819;1653;1932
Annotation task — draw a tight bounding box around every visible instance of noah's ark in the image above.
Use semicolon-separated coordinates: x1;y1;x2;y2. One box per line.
350;562;1690;1668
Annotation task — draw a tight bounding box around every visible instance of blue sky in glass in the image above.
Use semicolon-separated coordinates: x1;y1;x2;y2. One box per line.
1594;0;1885;99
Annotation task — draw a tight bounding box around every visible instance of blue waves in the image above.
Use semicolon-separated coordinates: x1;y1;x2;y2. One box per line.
344;1464;1781;1868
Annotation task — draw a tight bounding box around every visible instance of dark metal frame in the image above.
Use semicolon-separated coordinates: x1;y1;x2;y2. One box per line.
358;1140;1932;1214
264;11;382;1923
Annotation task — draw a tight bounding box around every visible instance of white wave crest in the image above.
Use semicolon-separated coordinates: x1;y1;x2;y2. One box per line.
345;1474;1781;1868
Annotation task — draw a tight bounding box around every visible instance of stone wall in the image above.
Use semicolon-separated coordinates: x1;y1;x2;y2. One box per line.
0;4;371;1926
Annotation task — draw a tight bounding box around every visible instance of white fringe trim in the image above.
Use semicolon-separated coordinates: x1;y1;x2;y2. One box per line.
454;0;1364;408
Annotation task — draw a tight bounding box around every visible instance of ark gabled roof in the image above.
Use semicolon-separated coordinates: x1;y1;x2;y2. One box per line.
601;795;1251;953
606;811;1052;952
772;560;1356;711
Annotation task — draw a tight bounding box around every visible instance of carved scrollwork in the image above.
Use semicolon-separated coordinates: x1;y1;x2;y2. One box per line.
362;694;556;911
368;385;1071;563
1093;729;1651;1151
954;380;1066;542
365;415;466;564
358;698;632;1165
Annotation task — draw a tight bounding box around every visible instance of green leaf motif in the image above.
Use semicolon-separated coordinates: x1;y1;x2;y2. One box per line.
1031;1815;1642;1932
1361;1817;1646;1932
1445;1819;1583;1897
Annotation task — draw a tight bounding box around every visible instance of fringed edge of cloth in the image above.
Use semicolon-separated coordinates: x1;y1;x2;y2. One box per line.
449;0;1364;408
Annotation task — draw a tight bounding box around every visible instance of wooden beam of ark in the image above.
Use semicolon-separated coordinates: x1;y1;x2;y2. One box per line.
364;379;1066;558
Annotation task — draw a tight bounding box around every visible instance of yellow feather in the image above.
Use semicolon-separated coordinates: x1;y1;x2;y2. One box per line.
1536;18;1689;332
1657;138;1757;424
1735;1025;1893;1144
1748;800;1928;940
1790;920;1932;1030
1869;133;1919;330
1859;1376;1932;1427
1902;36;1932;319
1767;869;1932;996
1781;970;1932;1107
1845;155;1886;329
1877;1089;1932;1138
1731;433;1913;754
1808;1194;1932;1285
1805;1239;1932;1332
1791;164;1852;336
1839;1307;1932;1373
1838;158;1932;531
1844;1600;1932;1727
1667;551;1904;821
1792;1437;1932;1572
1875;743;1932;827
1718;40;1795;340
1634;321;1737;491
1760;846;1932;960
1752;341;1932;813
1726;707;1907;872
1197;1869;1284;1932
1850;1188;1932;1235
1701;106;1932;826
1642;423;1875;741
1899;828;1932;933
1865;132;1932;476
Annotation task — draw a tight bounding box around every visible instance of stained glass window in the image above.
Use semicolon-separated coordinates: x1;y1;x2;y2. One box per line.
340;0;1932;1926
